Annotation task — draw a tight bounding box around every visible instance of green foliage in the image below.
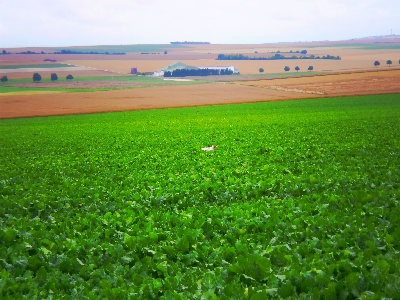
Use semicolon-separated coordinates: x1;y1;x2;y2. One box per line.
32;73;42;82
0;75;8;82
259;68;264;73
284;66;290;72
217;52;340;61
0;75;209;94
51;73;58;82
374;61;380;67
1;94;399;298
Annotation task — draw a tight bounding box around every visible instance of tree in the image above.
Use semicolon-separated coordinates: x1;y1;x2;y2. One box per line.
259;68;264;73
374;61;380;67
33;73;42;82
308;66;314;71
2;50;7;55
284;66;290;72
386;60;392;67
51;73;58;81
66;74;74;80
0;75;8;82
295;66;300;72
301;50;307;54
164;51;168;55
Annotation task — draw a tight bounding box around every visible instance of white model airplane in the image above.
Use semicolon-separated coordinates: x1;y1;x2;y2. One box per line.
202;145;218;151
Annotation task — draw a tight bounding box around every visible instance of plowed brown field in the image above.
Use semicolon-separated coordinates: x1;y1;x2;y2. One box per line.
1;40;399;119
235;69;400;96
1;70;399;119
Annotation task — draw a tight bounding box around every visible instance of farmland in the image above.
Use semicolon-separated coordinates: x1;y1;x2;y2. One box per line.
1;69;399;119
1;37;400;119
1;94;400;298
1;37;400;298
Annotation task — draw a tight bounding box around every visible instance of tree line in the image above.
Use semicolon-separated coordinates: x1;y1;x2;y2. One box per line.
0;49;125;55
0;74;66;83
31;73;74;82
217;53;341;60
374;60;398;67
53;50;126;55
258;66;314;73
164;68;234;77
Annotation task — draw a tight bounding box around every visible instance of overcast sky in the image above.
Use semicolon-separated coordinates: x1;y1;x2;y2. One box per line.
1;0;399;47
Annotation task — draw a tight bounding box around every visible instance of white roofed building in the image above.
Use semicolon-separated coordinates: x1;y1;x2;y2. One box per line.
153;62;239;77
153;62;199;77
198;66;239;73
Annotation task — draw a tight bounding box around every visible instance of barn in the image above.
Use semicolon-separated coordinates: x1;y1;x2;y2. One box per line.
198;66;239;73
153;62;199;77
153;62;239;77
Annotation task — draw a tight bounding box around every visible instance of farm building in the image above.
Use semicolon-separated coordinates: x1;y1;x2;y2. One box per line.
153;62;199;77
198;66;239;73
153;62;238;77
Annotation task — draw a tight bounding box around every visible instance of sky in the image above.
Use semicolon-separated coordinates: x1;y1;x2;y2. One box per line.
0;0;399;48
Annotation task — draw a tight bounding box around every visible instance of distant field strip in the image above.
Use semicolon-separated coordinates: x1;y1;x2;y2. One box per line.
0;67;89;74
0;64;75;69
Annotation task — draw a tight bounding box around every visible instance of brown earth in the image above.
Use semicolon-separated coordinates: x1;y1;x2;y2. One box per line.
0;83;311;119
2;39;399;76
235;69;400;96
1;70;399;119
1;39;399;119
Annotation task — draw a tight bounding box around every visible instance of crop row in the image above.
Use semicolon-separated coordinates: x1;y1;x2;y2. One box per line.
1;94;399;298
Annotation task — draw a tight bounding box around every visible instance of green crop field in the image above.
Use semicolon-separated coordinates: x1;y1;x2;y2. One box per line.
1;94;399;298
0;76;210;94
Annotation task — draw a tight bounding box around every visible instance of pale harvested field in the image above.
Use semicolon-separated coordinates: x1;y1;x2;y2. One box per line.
2;40;399;76
65;50;399;75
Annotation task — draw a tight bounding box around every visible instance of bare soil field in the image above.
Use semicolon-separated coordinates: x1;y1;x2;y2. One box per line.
235;69;400;97
0;83;310;119
64;51;399;75
1;70;399;119
1;38;399;119
2;38;399;77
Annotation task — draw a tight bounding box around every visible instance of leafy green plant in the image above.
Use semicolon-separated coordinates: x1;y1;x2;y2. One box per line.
1;94;399;298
